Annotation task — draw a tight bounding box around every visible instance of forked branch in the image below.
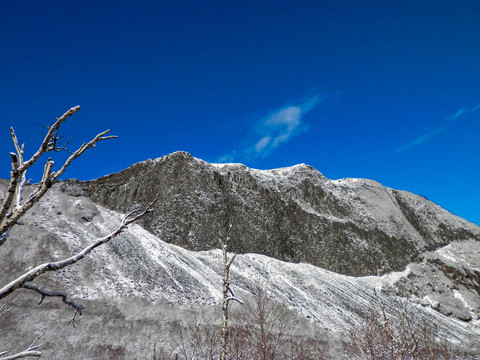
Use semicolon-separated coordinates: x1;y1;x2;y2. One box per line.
0;330;44;359
0;106;118;245
22;283;85;311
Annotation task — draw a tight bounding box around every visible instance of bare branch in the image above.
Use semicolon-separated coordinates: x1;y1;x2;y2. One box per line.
22;283;85;311
225;296;244;305
20;106;80;172
1;123;117;244
14;171;27;211
1;107;82;241
226;253;236;270
10;128;23;165
0;303;13;325
0;161;54;243
67;309;81;328
0;106;158;356
52;135;74;153
9;129;26;210
0;329;44;359
226;282;244;304
0;153;21;226
0;349;42;359
0;197;156;300
50;130;118;182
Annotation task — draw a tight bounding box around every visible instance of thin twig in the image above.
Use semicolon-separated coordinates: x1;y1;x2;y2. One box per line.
67;309;81;328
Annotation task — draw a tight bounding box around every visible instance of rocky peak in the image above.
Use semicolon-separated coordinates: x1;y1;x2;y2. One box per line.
81;152;480;276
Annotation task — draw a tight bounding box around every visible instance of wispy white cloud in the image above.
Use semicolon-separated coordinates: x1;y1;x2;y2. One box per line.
216;153;236;163
217;94;324;163
248;95;323;158
396;102;480;152
446;103;480;122
396;127;447;152
255;136;271;152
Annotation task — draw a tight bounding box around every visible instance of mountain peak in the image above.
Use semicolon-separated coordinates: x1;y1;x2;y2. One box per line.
81;152;480;276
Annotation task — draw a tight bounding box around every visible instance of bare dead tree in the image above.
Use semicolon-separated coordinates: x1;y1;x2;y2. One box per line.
219;224;242;360
166;312;220;360
0;106;155;359
227;281;329;360
346;292;453;360
242;282;293;360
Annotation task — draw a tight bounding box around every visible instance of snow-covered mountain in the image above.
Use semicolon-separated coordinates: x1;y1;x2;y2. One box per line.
1;152;480;358
83;151;479;277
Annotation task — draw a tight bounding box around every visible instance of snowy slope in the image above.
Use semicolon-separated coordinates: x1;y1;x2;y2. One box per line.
1;180;479;358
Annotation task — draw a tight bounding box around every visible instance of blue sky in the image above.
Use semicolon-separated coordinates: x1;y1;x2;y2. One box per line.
1;1;479;225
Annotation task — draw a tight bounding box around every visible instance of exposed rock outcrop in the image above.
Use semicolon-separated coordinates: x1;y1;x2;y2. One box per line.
81;151;480;276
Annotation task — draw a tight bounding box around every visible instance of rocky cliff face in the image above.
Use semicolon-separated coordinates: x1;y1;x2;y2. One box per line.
82;151;480;276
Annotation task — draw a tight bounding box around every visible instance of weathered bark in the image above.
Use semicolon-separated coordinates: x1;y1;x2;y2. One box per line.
219;225;242;360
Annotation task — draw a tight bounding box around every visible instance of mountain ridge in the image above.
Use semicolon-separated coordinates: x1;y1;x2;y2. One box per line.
80;151;480;276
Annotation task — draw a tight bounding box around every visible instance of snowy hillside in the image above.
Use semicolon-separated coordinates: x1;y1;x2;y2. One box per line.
1;165;480;358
